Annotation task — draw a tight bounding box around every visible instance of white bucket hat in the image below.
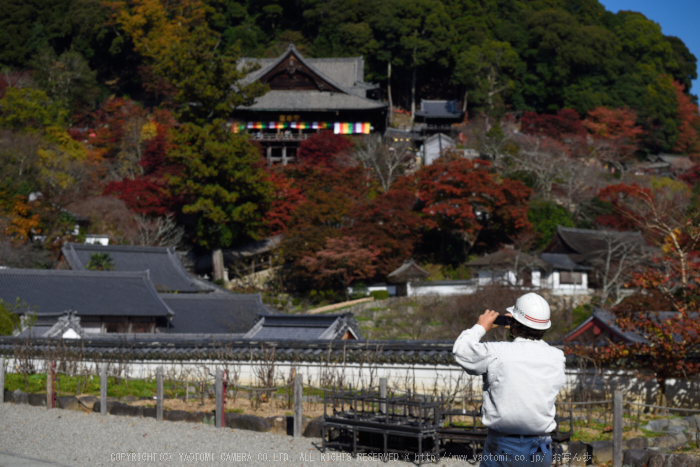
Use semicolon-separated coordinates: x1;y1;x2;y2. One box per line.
506;292;551;330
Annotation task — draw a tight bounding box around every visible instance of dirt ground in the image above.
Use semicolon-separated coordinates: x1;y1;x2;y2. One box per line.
128;395;327;419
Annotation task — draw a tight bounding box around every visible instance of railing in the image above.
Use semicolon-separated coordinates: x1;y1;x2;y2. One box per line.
250;133;310;142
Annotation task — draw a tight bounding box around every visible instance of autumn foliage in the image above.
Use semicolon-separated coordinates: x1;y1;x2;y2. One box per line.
346;189;422;276
521;109;586;139
569;179;700;401
672;81;700;157
300;236;381;296
296;132;354;168
417;158;532;247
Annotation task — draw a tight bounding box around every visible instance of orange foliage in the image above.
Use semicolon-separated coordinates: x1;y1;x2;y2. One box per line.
672;81;700;158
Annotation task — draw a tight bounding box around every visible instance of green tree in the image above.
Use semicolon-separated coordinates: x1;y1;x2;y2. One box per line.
0;88;66;132
0;300;20;335
153;26;266;124
527;200;575;250
168;122;272;280
86;252;115;271
31;48;99;112
454;40;523;122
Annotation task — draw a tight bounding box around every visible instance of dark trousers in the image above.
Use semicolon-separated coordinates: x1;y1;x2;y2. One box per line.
480;432;552;466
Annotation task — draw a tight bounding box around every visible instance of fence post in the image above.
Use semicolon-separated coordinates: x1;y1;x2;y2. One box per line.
100;365;107;416
156;367;163;422
46;361;53;409
379;377;387;414
613;390;623;467
215;370;223;428
294;373;303;438
0;357;5;404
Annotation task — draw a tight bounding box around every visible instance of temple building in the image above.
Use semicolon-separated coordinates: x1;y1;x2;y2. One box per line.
235;44;387;164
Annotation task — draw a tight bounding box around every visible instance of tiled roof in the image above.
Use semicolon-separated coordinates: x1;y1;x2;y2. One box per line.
549;227;645;258
540;253;591;271
225;235;282;260
243;313;363;340
240;46;377;98
62;243;213;293
238;44;385;112
468;249;550;270
415;100;464;119
0;269;173;317
0;336;459;365
161;293;269;334
387;259;429;282
239;90;386;111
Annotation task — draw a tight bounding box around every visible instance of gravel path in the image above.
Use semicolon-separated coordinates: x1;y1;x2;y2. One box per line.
0;404;473;466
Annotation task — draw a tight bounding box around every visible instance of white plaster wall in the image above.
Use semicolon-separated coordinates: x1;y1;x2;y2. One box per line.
408;283;477;297
5;357;699;406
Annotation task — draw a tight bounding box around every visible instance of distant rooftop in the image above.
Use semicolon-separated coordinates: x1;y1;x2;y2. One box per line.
161;293;270;334
415;100;464;119
0;269;173;318
62;243;213;293
243;313;362;340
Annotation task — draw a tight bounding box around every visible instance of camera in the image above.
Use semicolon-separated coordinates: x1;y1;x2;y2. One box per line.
494;315;511;326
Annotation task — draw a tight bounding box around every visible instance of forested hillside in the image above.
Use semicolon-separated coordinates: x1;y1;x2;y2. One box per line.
1;0;699;306
2;0;697;151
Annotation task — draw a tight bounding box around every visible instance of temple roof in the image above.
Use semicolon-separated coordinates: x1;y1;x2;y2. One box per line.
415;100;464;119
161;293;269;334
387;259;430;283
468;249;550;270
240;90;385;111
545;227;645;257
243;313;362;340
238;44;385;112
62;243;213;293
0;269;173;318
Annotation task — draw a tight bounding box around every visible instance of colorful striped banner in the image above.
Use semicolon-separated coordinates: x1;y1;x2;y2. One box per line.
236;121;370;134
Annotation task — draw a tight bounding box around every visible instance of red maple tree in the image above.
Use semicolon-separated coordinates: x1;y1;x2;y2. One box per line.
300;236;381;297
296;131;354;168
672;81;700;158
263;168;305;236
583;107;644;172
521;109;586;139
567;246;700;407
417;158;532;251
346;188;422;276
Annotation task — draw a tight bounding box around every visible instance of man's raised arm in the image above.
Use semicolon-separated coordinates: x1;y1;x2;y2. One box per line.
452;309;500;376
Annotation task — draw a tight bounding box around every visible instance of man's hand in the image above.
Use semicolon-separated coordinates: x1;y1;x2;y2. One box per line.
477;309;500;333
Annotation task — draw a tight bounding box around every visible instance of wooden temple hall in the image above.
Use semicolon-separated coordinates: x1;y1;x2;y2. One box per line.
234;44;387;164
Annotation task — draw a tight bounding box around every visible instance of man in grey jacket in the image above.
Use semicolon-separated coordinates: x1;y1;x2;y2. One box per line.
452;292;566;466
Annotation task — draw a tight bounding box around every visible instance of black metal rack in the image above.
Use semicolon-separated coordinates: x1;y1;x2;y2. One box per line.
321;387;443;461
321;388;574;465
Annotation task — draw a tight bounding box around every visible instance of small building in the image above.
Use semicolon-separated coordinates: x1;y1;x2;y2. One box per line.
414;100;464;135
235;45;387;165
419;133;455;165
0;269;174;334
539;253;591;294
543;226;647;291
558;308;645;345
467;249;550;288
387;259;430;296
17;311;83;339
243;313;362;340
225;235;282;281
60;243;214;293
634;154;694;177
